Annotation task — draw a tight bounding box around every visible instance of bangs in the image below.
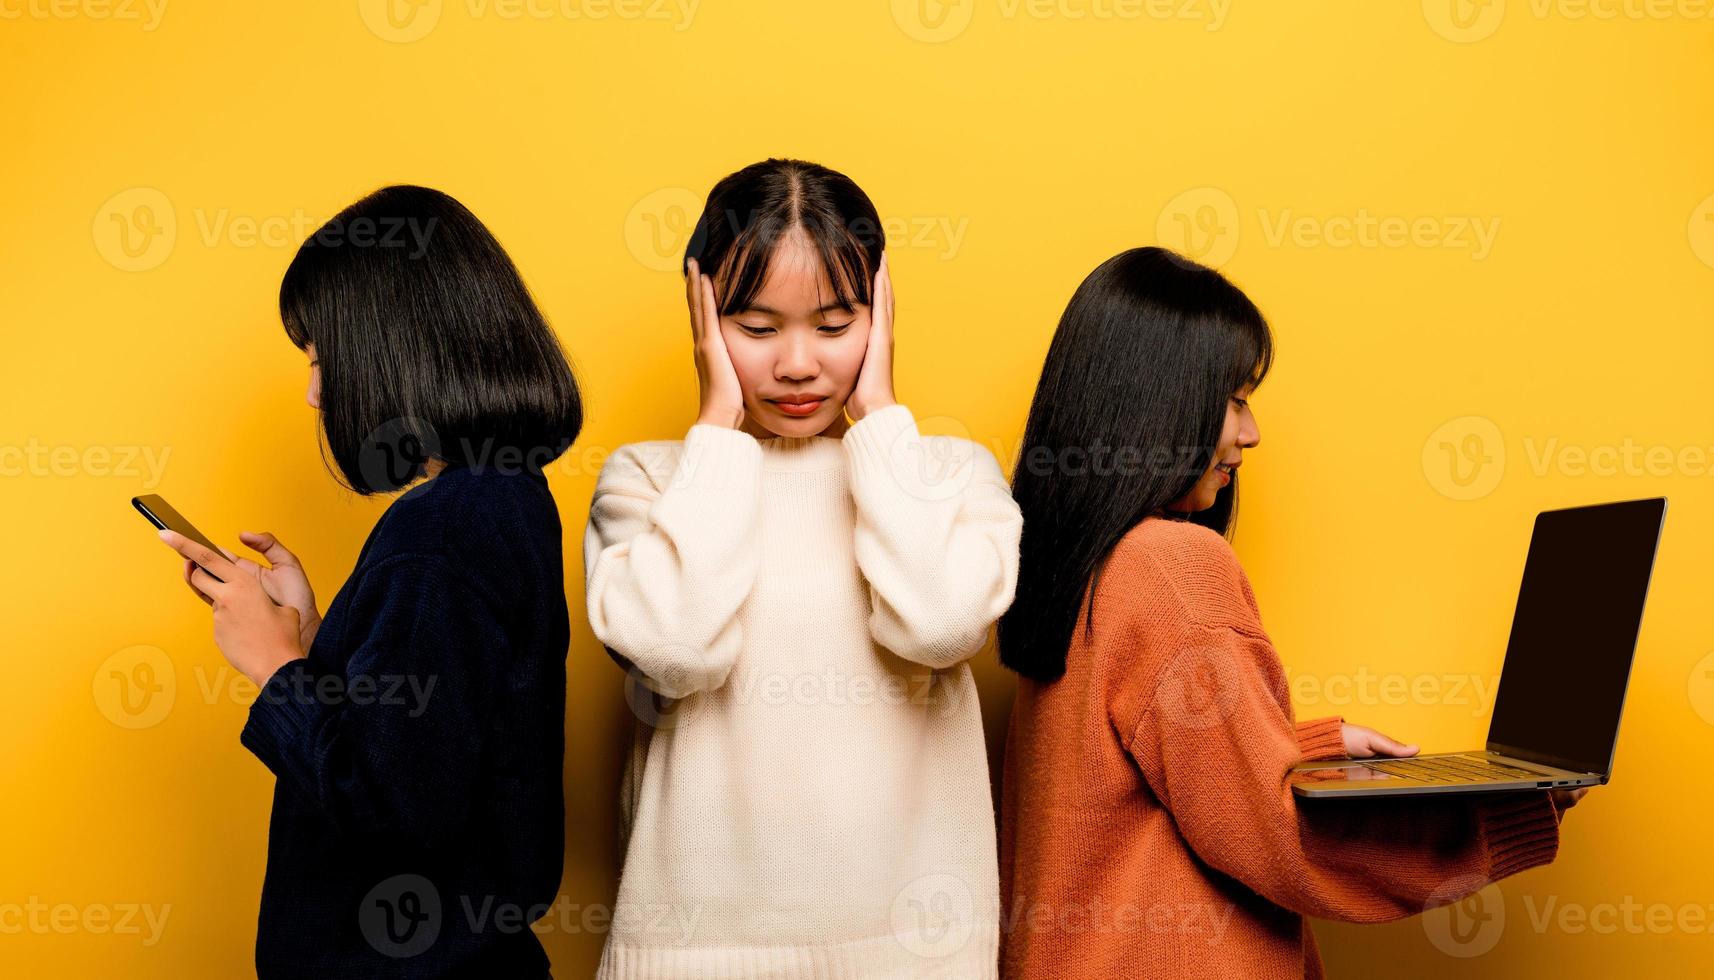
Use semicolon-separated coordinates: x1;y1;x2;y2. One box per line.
714;211;874;317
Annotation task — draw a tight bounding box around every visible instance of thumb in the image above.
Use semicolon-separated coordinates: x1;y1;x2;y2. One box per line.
239;530;299;568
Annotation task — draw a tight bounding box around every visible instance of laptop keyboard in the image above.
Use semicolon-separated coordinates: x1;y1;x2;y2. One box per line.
1364;754;1545;784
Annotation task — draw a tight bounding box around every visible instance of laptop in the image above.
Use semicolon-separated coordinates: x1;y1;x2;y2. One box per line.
1290;497;1666;799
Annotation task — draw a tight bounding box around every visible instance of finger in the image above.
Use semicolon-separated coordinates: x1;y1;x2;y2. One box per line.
239;530;300;568
1369;732;1419;757
686;258;702;336
158;529;238;583
877;251;895;334
182;559;213;606
187;562;226;600
700;274;725;345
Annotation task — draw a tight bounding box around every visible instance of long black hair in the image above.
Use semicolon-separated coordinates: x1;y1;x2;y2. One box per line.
998;247;1273;683
280;184;583;495
684;158;885;314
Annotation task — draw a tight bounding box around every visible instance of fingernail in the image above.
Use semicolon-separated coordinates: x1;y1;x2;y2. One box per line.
156;529;171;541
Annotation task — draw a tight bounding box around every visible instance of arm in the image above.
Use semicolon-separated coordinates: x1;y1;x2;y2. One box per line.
1119;624;1561;923
842;404;1023;669
239;554;501;849
582;429;763;697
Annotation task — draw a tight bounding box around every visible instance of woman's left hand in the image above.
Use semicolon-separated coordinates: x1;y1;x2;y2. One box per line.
1341;723;1420;759
158;529;306;686
846;252;897;422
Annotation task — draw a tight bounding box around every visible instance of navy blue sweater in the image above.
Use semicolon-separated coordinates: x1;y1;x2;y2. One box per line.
240;464;568;979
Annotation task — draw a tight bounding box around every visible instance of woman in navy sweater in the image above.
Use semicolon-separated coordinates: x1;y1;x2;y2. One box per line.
157;185;582;979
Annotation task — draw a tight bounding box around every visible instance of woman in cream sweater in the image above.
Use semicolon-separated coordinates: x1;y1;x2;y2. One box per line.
583;159;1023;978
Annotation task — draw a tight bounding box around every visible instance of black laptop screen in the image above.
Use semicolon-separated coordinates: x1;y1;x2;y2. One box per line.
1486;498;1665;776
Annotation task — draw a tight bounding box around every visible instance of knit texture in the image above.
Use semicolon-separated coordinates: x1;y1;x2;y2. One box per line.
583;404;1023;979
999;517;1562;979
241;463;568;980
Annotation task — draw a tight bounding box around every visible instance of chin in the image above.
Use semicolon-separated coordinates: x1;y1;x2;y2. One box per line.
759;406;837;438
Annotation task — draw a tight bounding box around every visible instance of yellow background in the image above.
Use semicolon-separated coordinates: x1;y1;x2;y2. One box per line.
4;0;1713;975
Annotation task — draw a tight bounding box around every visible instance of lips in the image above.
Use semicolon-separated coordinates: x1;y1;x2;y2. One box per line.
769;395;827;417
1214;461;1239;485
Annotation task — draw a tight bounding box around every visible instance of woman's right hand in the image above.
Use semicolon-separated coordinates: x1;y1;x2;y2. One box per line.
687;258;746;430
181;530;324;652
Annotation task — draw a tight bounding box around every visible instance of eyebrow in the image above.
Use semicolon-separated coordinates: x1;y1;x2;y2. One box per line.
738;302;855;316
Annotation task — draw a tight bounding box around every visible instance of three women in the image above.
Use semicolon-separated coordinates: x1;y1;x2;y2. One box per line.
162;172;1576;980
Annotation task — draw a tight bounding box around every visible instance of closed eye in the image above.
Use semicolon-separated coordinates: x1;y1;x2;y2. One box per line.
819;323;854;335
737;324;775;337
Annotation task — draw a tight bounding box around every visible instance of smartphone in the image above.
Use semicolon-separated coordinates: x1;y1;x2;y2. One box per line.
132;494;227;583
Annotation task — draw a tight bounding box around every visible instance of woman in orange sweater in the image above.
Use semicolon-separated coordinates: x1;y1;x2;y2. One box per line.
996;246;1584;979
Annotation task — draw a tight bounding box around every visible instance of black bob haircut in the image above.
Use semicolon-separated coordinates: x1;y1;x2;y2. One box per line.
279;184;583;495
998;247;1273;683
683;158;885;315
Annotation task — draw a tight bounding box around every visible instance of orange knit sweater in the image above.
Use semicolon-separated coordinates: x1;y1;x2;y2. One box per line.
998;517;1563;979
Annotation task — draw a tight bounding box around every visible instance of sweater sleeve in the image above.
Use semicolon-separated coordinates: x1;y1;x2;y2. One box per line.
583;426;764;698
841;404;1024;669
1117;621;1561;923
1295;715;1347;761
239;554;499;849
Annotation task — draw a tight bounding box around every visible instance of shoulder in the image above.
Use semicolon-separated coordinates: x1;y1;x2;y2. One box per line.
369;464;561;568
1101;518;1263;635
593;439;685;496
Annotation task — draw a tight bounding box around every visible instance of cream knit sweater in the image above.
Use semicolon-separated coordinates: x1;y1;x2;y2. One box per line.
583;404;1022;979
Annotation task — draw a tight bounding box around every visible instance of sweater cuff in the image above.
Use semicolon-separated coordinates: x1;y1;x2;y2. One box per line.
674;423;762;491
841;403;917;482
1477;792;1561;881
1294;715;1347;761
240;658;323;766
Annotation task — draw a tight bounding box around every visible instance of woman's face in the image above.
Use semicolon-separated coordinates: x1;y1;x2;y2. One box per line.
305;343;321;410
717;227;870;439
1167;385;1261;513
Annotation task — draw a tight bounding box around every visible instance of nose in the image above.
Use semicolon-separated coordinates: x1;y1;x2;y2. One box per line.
1240;413;1260;450
774;332;819;382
